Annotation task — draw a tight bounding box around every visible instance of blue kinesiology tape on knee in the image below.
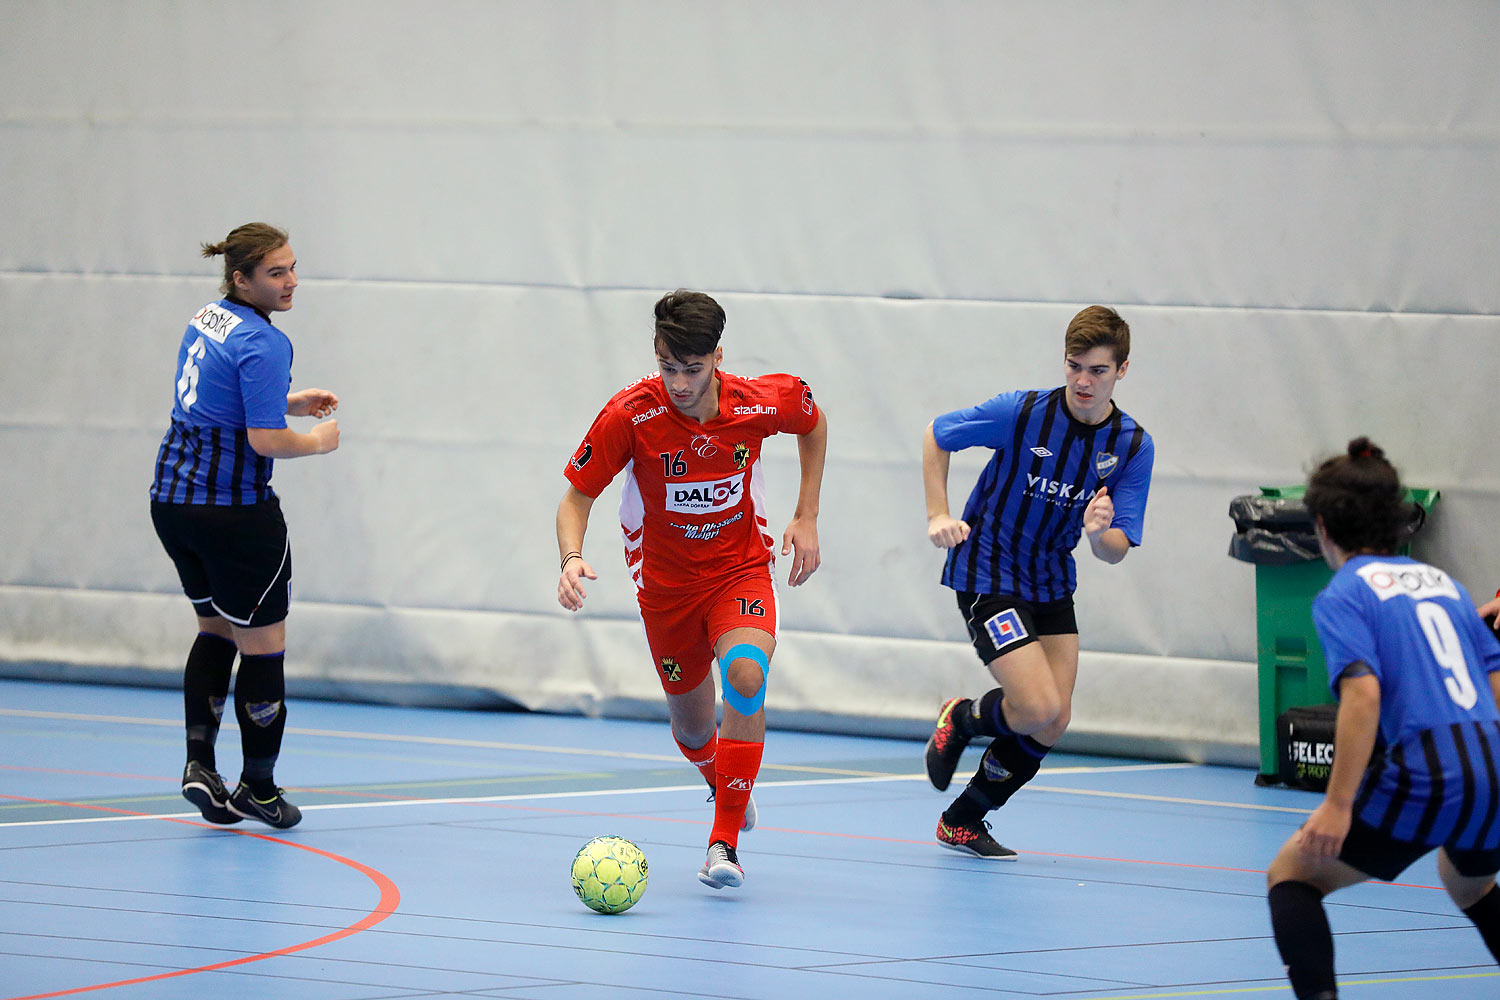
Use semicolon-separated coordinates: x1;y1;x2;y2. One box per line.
718;643;770;716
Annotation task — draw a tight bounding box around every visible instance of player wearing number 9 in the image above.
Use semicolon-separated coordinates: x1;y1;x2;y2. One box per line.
1267;437;1500;999
148;223;340;830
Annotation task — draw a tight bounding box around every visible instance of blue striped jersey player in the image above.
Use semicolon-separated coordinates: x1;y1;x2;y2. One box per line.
149;223;339;832
921;306;1154;859
1316;558;1500;849
1267;437;1500;1000
936;386;1152;602
151;298;294;505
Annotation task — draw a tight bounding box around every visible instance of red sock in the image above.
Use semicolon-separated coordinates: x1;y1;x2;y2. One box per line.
675;731;718;788
710;738;763;848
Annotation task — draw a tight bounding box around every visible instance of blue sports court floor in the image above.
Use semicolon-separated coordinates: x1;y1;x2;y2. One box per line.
1;677;1495;999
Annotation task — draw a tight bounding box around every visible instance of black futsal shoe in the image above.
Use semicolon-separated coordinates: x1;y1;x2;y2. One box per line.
181;761;241;825
925;697;972;791
936;817;1017;860
227;783;303;829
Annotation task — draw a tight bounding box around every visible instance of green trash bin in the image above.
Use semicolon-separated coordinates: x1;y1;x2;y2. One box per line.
1229;485;1440;783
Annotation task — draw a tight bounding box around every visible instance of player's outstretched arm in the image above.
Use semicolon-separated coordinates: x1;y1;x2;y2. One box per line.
1297;670;1380;859
782;409;827;587
557;485;598;612
924;421;969;548
1083;486;1130;564
287;388;339;418
246;421;339;458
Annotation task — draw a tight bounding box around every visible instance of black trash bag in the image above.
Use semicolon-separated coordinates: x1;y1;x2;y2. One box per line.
1227;496;1320;564
1227;495;1428;565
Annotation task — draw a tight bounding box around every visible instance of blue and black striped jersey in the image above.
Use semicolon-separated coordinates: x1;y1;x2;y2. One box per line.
1316;556;1500;850
149;298;292;505
934;387;1153;602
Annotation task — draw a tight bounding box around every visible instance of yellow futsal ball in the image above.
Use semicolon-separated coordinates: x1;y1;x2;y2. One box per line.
571;835;649;914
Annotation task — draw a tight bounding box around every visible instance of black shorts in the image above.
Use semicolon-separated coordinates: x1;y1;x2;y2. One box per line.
1339;816;1500;882
151;498;292;627
956;591;1077;665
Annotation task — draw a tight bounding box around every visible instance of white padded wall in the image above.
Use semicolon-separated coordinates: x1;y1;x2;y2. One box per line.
4;1;1498;761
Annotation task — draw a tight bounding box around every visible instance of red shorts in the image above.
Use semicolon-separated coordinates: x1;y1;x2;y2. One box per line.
638;568;778;695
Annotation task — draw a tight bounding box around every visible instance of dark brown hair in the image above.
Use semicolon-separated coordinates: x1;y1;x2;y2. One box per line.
654;289;726;360
1063;305;1130;365
1305;436;1406;554
201;223;289;296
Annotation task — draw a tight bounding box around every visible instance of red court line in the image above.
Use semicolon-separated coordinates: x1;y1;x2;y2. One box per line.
0;794;401;1000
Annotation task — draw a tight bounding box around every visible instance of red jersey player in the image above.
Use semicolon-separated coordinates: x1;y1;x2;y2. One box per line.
557;290;828;890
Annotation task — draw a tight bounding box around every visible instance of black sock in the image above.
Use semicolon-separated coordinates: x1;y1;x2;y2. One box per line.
235;651;287;792
942;788;990;827
943;733;1047;825
1268;880;1337;999
184;632;237;769
1463;884;1500;962
965;688;1012;739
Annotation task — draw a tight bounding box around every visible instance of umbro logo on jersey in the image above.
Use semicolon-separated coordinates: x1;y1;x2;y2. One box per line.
1030;446;1053;458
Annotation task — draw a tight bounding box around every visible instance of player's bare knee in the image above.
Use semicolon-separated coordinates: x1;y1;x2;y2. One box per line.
726;659;763;699
1036;711;1070;746
1005;691;1062;733
673;721;714;748
717;643;770;718
1266;855;1292;889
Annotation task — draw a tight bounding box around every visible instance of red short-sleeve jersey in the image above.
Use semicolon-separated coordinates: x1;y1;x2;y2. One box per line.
565;370;819;596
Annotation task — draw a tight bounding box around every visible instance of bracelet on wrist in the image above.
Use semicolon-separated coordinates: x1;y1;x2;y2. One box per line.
561;551;582;571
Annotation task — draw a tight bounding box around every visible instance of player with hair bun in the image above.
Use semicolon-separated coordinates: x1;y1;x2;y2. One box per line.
1266;437;1500;999
150;223;339;829
556;290;827;890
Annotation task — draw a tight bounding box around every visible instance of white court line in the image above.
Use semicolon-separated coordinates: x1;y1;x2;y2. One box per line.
1027;784;1313;814
0;709;1211;778
2;708;885;774
0;764;1311;830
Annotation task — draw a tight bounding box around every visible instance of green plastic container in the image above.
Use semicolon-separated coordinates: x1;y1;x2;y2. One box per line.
1252;484;1440;781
